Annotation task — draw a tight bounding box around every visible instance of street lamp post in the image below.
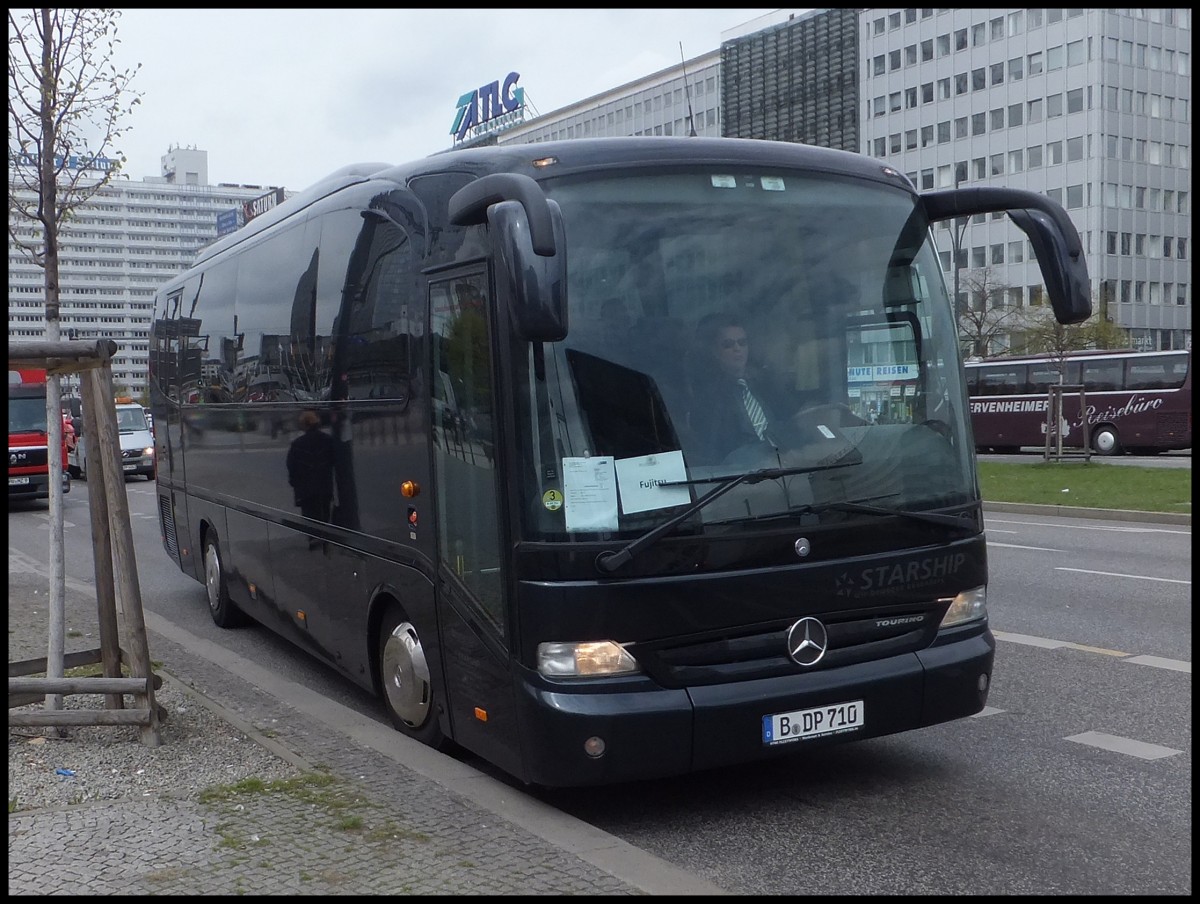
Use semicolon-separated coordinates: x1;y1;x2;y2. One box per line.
950;175;970;337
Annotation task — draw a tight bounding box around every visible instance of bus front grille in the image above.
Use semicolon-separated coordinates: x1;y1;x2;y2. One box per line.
635;607;946;688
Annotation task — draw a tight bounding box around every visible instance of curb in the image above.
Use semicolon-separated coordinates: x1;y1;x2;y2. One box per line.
983;501;1190;526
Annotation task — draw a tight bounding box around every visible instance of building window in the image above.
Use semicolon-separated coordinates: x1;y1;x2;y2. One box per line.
1066;185;1084;209
1008;103;1023;126
938;77;951;99
972;23;986;46
954;117;968;138
905;129;918;150
991;243;1005;265
955;73;968;95
1027;98;1043;123
1067;136;1084;162
990;108;1005;130
874;137;887;157
920;124;934;147
972;112;987;136
921;82;934;104
937;33;950;56
972;68;986;91
990;154;1004;176
1047;141;1063;165
890;92;902;112
1067;88;1084;114
921;39;933;62
1047;45;1064;71
1028;52;1043;76
906;44;917;66
873;55;885;76
954;28;967;51
1009;56;1023;81
973;157;986;179
1008;10;1023;35
1009;149;1024;172
1047;93;1063;118
991;62;1005;86
937;120;951;143
890;49;902;71
1028;9;1043;28
1028;145;1043;168
1067;39;1085;67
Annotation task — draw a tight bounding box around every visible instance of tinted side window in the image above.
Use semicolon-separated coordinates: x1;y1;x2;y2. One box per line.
1126;354;1185;390
977;364;1025;395
1082;359;1122;391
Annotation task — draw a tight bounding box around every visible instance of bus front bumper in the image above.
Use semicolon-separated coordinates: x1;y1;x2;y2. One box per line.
514;628;994;787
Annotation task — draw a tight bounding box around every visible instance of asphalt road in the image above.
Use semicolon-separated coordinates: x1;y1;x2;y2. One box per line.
8;480;1192;895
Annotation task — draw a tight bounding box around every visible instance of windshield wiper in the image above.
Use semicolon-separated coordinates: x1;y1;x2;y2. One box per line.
595;457;862;574
798;499;978;531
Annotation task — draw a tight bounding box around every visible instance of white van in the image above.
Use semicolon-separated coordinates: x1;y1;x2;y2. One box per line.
68;398;156;481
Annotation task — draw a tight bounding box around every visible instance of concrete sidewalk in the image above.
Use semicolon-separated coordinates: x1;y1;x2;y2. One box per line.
7;564;727;896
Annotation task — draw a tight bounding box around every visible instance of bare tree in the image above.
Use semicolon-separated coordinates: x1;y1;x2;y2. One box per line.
8;8;141;724
1010;306;1130;374
956;266;1026;358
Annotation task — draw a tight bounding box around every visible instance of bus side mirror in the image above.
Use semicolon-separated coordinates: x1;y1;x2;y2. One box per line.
448;172;568;342
488;199;568;342
1006;208;1091;325
922;186;1092;326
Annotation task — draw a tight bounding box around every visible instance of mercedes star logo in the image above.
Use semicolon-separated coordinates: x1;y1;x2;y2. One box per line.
785;617;828;667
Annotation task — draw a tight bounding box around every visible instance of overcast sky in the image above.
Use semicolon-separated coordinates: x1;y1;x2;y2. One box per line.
105;8;779;191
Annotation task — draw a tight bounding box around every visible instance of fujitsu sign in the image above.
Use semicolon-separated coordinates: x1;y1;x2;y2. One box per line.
451;72;524;142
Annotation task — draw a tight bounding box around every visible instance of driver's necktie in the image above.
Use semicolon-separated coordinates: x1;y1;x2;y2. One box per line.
738;379;768;439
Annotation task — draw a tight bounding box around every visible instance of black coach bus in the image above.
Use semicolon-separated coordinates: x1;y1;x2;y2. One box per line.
149;137;1090;787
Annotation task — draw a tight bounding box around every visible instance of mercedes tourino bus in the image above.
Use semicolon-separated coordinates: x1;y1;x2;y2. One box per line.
149;137;1091;786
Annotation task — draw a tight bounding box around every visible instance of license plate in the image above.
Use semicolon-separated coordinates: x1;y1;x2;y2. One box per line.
123;463;137;471
763;700;864;745
9;476;30;486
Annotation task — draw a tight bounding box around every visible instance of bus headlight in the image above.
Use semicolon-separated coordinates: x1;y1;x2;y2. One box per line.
938;586;988;628
537;641;641;677
143;447;155;457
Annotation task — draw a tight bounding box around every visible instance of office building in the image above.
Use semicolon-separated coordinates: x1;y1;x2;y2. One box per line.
8;147;284;395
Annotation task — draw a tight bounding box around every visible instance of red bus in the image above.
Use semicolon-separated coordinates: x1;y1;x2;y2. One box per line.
965;348;1192;455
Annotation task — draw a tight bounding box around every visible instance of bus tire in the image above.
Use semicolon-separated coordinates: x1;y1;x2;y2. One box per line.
203;529;248;628
1091;425;1122;456
378;606;447;749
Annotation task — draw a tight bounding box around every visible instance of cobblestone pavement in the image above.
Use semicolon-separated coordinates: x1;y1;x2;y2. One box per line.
7;561;724;896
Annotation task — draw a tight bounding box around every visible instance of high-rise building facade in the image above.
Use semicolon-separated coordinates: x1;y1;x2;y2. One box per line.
721;7;860;152
8;147;284;395
859;7;1191;352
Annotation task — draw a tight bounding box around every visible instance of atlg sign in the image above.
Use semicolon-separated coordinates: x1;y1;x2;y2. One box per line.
451;72;524;143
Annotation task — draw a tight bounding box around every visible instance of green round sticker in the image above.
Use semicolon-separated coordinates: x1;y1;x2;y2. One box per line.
542;489;563;511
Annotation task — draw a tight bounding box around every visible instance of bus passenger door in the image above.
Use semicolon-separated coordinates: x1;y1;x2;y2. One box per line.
429;272;524;779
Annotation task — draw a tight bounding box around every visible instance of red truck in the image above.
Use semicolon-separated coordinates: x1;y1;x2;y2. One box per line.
8;368;70;501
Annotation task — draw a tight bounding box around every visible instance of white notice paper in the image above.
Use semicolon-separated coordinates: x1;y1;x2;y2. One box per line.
562;456;618;532
614;450;690;514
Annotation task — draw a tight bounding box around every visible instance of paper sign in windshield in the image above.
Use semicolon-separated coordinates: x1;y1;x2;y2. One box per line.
562;456;618;532
614;450;690;515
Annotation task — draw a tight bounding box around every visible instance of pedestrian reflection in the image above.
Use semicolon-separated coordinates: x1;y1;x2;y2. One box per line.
286;409;336;523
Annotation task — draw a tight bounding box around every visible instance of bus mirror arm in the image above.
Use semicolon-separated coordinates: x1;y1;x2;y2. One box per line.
922;186;1091;326
448;173;557;256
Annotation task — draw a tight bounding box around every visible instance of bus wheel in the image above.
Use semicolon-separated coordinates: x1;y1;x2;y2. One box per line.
1091;425;1122;456
378;608;447;748
203;530;247;628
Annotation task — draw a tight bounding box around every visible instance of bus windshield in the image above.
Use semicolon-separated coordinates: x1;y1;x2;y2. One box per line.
513;168;976;542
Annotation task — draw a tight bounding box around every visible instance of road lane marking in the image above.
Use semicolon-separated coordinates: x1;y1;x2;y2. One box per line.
1123;655;1190;674
1055;567;1190;585
987;542;1062;551
992;630;1189;672
1065;731;1181;760
972;706;1005;718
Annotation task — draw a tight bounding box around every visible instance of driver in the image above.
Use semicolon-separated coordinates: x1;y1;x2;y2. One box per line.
685;312;790;465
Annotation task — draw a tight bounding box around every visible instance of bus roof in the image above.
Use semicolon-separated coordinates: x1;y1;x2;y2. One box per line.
195;137;913;266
